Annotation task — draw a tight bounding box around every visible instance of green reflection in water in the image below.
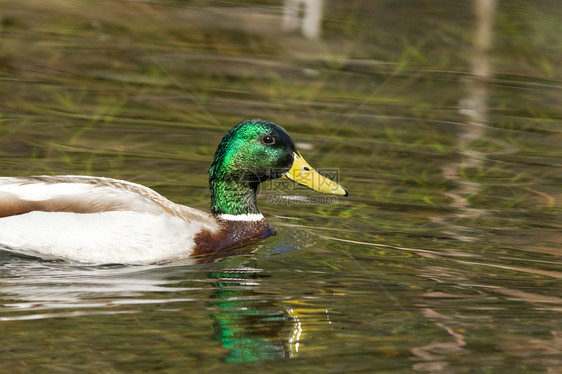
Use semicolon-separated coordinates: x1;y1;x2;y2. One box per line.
208;268;299;363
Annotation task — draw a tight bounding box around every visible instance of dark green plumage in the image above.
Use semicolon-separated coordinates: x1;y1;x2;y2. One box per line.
209;119;296;215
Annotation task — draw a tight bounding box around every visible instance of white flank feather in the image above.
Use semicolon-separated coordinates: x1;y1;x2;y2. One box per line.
0;176;220;264
0;211;205;264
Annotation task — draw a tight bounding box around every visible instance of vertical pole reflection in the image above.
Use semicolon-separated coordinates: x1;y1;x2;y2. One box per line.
207;267;302;363
282;0;323;39
439;0;497;241
461;0;495;145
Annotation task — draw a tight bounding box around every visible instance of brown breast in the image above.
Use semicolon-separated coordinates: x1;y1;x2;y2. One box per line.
192;218;274;256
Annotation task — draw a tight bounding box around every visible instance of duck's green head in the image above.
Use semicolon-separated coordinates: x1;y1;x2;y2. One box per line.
209;119;347;216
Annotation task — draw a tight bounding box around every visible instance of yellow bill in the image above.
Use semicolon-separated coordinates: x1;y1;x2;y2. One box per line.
283;152;348;196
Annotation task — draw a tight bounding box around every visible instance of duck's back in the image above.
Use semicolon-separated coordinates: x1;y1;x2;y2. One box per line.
0;176;219;264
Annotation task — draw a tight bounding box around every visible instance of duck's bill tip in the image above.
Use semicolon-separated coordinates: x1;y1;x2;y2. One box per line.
283;152;348;196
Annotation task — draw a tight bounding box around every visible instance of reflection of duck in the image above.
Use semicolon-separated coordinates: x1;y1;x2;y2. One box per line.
208;267;302;362
0;119;347;264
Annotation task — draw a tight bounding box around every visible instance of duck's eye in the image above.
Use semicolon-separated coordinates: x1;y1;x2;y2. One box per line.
262;135;275;145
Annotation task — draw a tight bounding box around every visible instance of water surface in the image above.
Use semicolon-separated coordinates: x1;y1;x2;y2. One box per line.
0;0;561;372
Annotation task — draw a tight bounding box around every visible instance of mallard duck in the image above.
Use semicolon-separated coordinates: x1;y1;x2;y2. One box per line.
0;119;347;264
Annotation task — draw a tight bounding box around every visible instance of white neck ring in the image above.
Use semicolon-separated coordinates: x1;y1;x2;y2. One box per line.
218;213;265;222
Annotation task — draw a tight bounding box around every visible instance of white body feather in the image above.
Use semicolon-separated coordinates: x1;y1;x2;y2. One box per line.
0;176;219;264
